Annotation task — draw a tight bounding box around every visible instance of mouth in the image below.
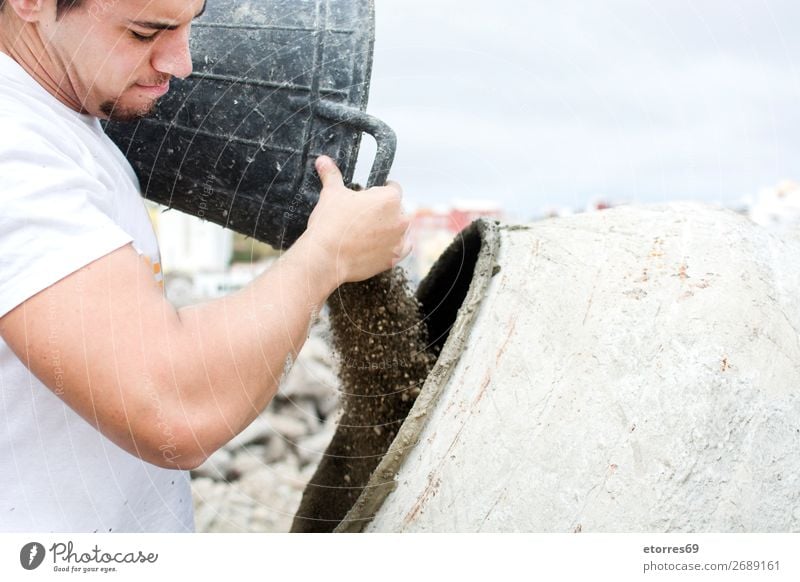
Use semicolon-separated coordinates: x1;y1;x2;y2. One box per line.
134;79;170;97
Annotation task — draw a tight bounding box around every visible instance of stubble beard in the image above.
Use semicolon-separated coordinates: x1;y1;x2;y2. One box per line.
99;96;159;122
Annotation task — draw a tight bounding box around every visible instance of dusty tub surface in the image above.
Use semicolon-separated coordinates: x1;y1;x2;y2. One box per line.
326;202;800;532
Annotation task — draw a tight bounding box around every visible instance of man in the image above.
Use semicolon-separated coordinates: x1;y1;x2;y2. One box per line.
0;0;410;532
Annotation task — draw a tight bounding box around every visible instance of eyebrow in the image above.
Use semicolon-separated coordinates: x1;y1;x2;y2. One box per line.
128;1;206;31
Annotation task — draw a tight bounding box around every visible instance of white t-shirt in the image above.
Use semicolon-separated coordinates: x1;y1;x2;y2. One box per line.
0;53;194;532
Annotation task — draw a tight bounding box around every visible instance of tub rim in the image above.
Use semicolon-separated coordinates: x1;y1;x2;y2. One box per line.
335;218;502;532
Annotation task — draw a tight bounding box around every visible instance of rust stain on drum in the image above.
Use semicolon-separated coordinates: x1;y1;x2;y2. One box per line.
494;318;517;367
403;474;442;526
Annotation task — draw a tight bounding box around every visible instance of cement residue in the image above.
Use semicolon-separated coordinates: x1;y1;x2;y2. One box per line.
290;267;436;532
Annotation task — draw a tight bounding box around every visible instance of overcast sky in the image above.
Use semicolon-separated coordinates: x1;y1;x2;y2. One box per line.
351;0;800;219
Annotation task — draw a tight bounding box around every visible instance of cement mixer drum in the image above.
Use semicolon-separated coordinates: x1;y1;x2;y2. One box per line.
337;203;800;532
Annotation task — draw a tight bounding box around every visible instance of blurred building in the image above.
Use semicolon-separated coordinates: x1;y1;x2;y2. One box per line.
408;200;503;280
147;203;257;306
147;203;234;273
536;197;621;221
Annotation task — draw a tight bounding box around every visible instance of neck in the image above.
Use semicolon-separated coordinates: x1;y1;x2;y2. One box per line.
0;15;86;113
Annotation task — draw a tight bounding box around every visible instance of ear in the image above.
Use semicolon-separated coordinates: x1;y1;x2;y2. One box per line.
3;0;48;23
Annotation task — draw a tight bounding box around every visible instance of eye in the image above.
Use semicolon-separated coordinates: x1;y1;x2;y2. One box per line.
130;30;158;42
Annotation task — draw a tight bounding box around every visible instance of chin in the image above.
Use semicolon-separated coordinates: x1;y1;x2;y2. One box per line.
98;97;159;122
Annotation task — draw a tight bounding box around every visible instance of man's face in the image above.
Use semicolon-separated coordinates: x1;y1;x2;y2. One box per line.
39;0;205;120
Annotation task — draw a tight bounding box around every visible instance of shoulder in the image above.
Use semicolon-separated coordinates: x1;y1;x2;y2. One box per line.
0;97;112;219
0;72;99;164
0;118;93;200
0;100;109;204
1;120;81;179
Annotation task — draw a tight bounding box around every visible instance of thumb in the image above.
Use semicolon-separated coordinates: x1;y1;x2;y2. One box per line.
315;155;344;190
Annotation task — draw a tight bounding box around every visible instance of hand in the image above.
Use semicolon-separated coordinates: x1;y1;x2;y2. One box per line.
299;155;411;286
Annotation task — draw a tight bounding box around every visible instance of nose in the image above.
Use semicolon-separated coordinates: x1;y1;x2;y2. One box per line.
151;28;193;79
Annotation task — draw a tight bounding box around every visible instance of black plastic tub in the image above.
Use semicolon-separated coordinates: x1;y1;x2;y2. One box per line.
105;0;395;249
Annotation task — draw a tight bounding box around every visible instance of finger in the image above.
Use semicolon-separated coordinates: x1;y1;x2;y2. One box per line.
315;155;345;190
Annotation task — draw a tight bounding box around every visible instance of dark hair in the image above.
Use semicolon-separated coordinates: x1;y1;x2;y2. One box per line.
0;0;84;18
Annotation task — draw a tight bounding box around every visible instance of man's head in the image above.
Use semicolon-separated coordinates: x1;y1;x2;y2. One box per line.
0;0;205;120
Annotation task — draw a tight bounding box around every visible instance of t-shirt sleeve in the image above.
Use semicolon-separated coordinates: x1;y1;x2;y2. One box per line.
0;125;134;318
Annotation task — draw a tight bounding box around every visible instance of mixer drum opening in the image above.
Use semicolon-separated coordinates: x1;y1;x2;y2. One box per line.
326;219;502;532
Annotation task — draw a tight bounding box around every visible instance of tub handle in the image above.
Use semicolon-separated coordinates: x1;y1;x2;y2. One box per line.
313;100;397;188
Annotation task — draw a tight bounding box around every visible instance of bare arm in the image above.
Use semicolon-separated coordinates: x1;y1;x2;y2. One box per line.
0;157;410;469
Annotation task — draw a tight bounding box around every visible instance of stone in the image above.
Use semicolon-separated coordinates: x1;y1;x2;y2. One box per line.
191;448;233;481
278;356;340;402
295;428;336;467
223;415;272;451
262;435;289;463
284;398;322;432
230;446;268;478
264;410;309;441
